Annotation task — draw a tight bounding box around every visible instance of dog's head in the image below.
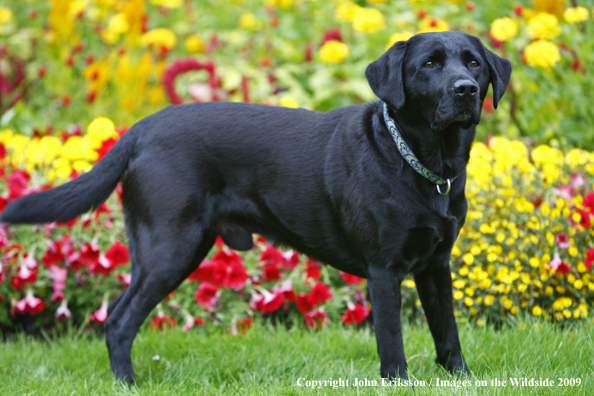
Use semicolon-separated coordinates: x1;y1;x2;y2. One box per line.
366;31;512;130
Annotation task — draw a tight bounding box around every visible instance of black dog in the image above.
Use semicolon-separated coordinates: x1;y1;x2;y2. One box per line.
1;31;511;383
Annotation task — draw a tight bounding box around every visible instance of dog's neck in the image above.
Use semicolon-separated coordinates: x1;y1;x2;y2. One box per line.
384;105;475;181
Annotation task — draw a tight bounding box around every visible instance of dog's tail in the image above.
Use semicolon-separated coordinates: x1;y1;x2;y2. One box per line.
0;125;141;224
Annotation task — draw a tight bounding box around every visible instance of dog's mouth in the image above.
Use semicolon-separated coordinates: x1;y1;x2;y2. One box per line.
433;100;481;131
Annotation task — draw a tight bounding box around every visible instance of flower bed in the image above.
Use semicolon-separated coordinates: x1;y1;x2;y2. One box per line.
0;120;593;332
1;0;594;332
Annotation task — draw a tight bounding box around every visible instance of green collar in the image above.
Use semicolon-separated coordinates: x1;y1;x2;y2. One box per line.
382;102;457;195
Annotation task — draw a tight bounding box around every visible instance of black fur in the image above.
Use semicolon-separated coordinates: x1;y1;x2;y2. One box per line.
0;32;511;384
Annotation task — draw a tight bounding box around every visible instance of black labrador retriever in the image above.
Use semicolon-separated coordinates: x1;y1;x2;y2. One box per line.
1;31;511;383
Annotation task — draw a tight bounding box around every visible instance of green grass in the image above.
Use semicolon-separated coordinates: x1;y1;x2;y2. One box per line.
1;319;593;395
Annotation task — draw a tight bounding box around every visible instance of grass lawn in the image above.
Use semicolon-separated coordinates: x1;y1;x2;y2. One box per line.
1;319;593;395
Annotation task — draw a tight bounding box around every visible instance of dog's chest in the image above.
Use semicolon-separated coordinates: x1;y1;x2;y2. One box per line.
399;209;459;271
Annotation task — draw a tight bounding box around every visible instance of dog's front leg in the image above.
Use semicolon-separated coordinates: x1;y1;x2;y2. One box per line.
413;255;471;375
367;265;408;381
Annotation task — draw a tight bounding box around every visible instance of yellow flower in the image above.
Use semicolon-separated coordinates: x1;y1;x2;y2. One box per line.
418;17;449;33
352;8;385;33
462;253;474;265
335;1;361;22
565;148;590;168
490;17;518;42
141;28;177;50
528;13;561;40
320;40;349;64
0;6;13;24
87;117;118;149
453;290;464;300
533;0;565;18
279;97;299;108
524;40;560;69
532;144;563;166
386;32;414;50
149;0;182;8
186;35;206;54
564;7;589;23
265;0;294;9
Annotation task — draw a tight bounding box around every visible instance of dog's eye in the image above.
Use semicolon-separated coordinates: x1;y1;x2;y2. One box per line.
424;61;434;69
470;60;479;68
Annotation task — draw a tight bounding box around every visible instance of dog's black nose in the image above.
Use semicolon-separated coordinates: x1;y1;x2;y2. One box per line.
453;80;478;98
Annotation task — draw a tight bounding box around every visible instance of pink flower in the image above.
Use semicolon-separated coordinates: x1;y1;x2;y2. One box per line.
555;186;573;200
55;299;72;321
117;273;132;289
194;282;219;309
341;302;369;325
548;252;571;275
90;298;109;323
11;259;37;289
15;289;45;315
0;262;4;284
7;170;30;199
182;312;195;332
555;233;571;250
571;173;585;189
305;309;329;329
49;265;68;302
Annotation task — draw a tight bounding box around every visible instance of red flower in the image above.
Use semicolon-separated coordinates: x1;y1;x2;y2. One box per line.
41;240;65;267
194;282;219;309
90;299;109;323
575;209;592;228
11;259;37;289
90;254;117;276
97;137;119;161
150;314;177;332
16;289;45;315
308;282;333;306
305;309;329;330
261;291;285;314
194;318;206;326
229;317;252;335
260;263;283;282
321;28;342;44
206;249;249;288
585;248;594;271
340;271;366;284
296;293;314;313
341;303;369;325
304;259;321;280
7;170;30;199
105;241;130;266
583;192;594;214
80;240;100;267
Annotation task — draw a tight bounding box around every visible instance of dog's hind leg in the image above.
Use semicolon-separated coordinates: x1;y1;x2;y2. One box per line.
104;220;217;384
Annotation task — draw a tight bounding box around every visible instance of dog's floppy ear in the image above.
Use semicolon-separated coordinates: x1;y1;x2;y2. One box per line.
483;47;512;109
365;40;407;111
